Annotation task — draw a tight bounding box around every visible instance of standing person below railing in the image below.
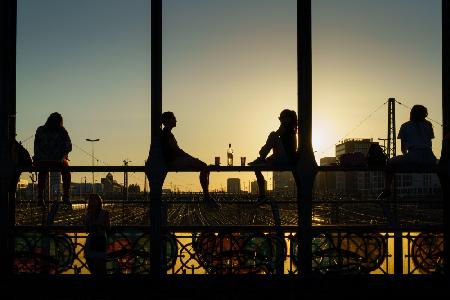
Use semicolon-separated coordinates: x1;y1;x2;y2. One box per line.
84;194;111;275
160;111;218;208
248;109;298;205
33;112;72;206
378;105;437;199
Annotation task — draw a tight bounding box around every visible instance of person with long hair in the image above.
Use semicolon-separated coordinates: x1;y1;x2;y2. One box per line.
248;109;298;204
33;112;72;206
84;194;110;275
378;105;437;200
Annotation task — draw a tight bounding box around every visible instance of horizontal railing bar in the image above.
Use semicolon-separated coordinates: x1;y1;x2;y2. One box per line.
14;199;443;205
14;164;444;173
13;224;443;232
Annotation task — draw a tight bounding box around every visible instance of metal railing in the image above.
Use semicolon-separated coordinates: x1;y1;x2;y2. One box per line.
10;164;446;276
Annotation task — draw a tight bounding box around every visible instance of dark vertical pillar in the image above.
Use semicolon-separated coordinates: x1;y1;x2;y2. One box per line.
442;0;450;278
296;0;316;277
0;0;17;277
146;0;166;278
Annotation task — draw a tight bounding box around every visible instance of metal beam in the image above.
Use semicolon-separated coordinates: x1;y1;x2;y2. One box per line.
442;0;450;278
297;0;315;277
0;0;17;278
148;0;164;278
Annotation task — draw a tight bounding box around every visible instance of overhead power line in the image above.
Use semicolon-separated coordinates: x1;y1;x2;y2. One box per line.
395;99;443;127
318;100;388;156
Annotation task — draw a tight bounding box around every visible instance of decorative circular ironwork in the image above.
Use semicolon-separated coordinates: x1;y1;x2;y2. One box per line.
104;230;177;274
14;231;75;274
411;233;443;274
290;232;387;274
241;233;286;273
192;232;286;274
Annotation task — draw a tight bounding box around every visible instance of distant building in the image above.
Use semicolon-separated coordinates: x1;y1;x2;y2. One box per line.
227;178;241;193
333;138;441;197
335;138;373;159
71;182;103;195
320;157;337;166
273;172;296;196
101;172;122;193
335;139;374;195
250;180;267;195
315;157;337;194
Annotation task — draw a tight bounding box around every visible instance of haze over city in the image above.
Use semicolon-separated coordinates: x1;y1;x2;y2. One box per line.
16;0;443;191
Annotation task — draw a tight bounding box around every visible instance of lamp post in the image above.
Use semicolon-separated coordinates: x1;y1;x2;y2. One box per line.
86;138;100;193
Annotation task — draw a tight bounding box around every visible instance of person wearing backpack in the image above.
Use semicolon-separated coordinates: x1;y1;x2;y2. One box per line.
377;105;437;199
33;112;72;206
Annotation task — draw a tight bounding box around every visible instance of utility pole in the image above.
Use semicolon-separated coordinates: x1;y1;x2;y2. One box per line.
123;159;131;202
387;98;396;158
86;138;100;192
29;173;36;204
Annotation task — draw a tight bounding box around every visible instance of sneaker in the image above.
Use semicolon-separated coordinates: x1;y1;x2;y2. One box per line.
376;190;391;200
248;157;266;166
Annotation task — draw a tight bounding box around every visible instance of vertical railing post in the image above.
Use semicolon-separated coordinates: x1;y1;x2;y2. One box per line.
296;0;317;277
392;176;403;275
146;0;166;278
0;0;17;277
442;0;450;278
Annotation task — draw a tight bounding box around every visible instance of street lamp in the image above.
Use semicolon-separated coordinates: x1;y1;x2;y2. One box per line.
86;138;100;192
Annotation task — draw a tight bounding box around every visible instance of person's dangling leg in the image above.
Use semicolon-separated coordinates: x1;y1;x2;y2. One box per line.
200;168;210;197
200;167;218;208
61;159;71;204
37;167;49;206
255;171;268;205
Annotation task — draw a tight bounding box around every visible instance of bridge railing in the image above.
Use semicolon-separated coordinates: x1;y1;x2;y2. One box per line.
12;224;443;275
10;164;446;276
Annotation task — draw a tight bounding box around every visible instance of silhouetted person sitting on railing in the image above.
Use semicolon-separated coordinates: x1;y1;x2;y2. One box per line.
84;194;111;275
248;109;298;205
33;112;72;206
378;105;437;200
161;111;218;208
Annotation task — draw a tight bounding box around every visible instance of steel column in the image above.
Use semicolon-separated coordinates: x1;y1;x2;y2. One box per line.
442;0;450;278
147;0;166;278
297;0;316;277
0;0;17;277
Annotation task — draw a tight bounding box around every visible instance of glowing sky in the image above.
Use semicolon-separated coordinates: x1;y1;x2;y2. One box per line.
17;0;443;191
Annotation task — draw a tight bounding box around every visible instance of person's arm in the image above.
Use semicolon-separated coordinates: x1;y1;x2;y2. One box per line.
400;139;407;155
169;134;189;157
259;132;277;159
63;129;72;154
398;124;407;155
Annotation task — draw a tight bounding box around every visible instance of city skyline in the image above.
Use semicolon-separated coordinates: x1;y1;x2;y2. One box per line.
16;0;443;191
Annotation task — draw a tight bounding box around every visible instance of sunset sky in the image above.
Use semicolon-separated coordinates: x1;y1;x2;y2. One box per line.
16;0;443;191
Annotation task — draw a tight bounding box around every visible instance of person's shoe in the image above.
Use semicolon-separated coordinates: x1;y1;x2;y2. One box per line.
205;196;219;209
376;190;391;200
248;157;266;166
